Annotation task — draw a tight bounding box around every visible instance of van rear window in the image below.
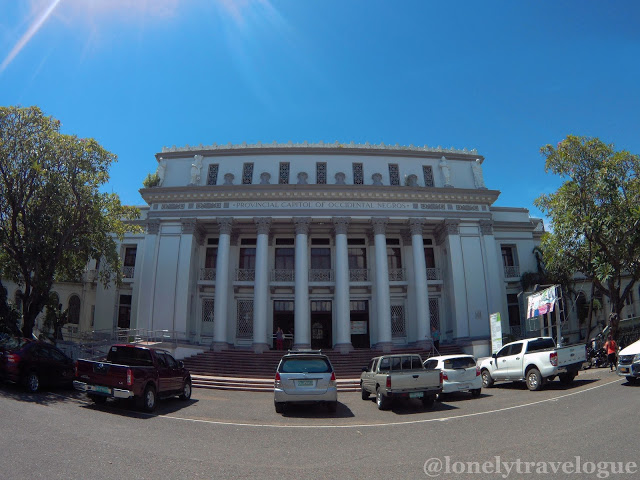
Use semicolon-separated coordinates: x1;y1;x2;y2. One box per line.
280;358;331;373
107;346;153;366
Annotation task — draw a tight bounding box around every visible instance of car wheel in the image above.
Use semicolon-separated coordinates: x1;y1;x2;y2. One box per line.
141;385;157;412
471;388;482;398
274;401;285;413
526;368;543;391
327;401;337;413
626;376;638;385
422;395;435;409
25;372;40;393
88;394;107;405
360;383;370;400
481;369;494;388
376;387;390;410
558;373;576;385
179;379;192;400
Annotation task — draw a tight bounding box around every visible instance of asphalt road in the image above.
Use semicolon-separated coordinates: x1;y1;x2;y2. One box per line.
0;368;637;479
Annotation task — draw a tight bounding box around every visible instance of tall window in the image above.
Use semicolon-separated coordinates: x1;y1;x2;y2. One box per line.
501;245;516;266
348;247;367;269
68;295;81;325
386;239;402;269
118;294;132;329
311;248;331;269
239;247;256;269
124;247;137;267
205;247;218;269
507;294;521;328
424;238;435;268
275;248;295;270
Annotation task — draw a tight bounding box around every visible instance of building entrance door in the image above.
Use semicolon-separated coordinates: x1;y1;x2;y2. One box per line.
310;301;332;350
273;300;294;350
350;300;370;348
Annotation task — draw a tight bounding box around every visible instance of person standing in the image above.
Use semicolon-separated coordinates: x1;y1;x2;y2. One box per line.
431;325;440;351
276;327;284;350
603;334;618;372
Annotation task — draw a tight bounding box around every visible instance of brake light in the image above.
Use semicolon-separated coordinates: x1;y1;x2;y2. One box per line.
274;372;282;388
476;367;481;377
442;371;448;381
5;354;19;364
74;360;78;377
329;371;337;387
386;375;391;389
439;371;444;384
550;352;558;366
126;368;133;386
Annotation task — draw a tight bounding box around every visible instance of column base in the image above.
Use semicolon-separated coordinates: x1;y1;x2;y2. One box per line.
375;341;393;353
211;341;230;352
334;343;354;354
293;343;311;351
252;342;270;354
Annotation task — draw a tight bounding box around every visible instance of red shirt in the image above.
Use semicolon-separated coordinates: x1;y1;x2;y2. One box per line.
604;340;617;355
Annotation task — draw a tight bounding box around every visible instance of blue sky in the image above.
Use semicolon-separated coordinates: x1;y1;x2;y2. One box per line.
1;0;639;221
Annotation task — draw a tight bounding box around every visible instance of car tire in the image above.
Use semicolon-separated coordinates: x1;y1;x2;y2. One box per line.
471;388;482;398
141;385;157;412
481;369;494;388
626;376;638;385
88;394;107;405
274;401;285;413
327;401;337;413
422;395;435;409
376;387;390;410
360;383;370;400
558;373;576;385
526;368;543;391
179;379;192;400
24;372;40;393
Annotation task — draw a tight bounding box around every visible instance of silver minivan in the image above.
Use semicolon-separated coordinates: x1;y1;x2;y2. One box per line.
274;351;338;413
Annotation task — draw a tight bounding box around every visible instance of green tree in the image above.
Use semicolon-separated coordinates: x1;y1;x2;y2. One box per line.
0;106;140;338
535;135;640;339
0;279;21;336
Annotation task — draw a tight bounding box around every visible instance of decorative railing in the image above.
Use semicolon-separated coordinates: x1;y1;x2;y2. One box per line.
235;269;255;281
271;269;295;282
388;268;406;282
122;266;135;279
309;269;334;282
504;265;520;278
426;268;441;281
349;269;369;282
200;268;216;281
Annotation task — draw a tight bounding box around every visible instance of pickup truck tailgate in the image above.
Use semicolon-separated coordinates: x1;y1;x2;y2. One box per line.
557;345;587;367
76;360;130;389
389;370;440;391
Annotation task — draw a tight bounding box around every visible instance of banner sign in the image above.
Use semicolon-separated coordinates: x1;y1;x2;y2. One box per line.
490;312;502;354
350;321;368;335
526;286;558;319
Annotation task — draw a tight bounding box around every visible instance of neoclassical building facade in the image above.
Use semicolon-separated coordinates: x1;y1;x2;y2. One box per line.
87;142;547;357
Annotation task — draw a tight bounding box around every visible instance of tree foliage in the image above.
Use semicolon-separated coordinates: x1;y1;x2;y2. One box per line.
0;106;140;338
535;135;640;338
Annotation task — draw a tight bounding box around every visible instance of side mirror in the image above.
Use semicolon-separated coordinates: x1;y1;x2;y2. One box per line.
492;353;497;359
178;360;184;369
362;366;368;372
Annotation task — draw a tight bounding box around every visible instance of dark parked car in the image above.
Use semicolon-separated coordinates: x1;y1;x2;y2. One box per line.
0;337;75;392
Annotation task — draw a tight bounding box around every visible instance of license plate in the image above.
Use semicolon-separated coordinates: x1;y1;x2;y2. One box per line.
409;392;424;398
297;380;313;387
620;367;629;373
94;385;111;394
457;384;469;390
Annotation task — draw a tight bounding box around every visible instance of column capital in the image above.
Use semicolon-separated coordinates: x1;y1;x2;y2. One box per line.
218;217;234;235
370;217;389;235
332;217;351;235
254;217;272;235
401;229;412;246
435;219;460;245
408;218;426;236
146;219;160;235
181;218;197;234
294;217;312;235
479;219;494;236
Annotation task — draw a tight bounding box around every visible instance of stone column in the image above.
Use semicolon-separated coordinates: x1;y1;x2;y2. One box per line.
136;219;160;333
174;219;198;337
444;219;470;339
410;219;432;348
212;218;233;351
371;217;392;352
333;217;353;353
480;220;503;322
252;217;271;353
294;217;311;349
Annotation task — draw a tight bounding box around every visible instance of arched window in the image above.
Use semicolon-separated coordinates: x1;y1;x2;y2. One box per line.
68;295;81;325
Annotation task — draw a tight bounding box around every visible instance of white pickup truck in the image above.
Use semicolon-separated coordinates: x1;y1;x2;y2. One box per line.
360;354;442;410
478;337;586;391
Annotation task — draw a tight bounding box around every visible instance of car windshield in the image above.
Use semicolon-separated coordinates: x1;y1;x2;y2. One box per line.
443;357;476;369
107;346;153;366
280;357;331;373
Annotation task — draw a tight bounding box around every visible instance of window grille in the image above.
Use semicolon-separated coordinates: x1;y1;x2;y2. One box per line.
207;164;219;185
423;165;434;187
236;300;254;338
389;164;400;186
429;297;440;331
316;162;327;184
202;298;215;324
279;162;290;184
242;163;254;184
353;163;364;185
391;305;406;337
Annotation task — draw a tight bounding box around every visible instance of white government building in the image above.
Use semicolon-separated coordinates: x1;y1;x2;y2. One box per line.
8;142;569;357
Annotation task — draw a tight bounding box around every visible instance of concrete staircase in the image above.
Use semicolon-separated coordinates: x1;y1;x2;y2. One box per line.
184;345;463;392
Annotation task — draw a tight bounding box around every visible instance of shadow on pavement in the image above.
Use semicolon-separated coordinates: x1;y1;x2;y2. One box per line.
485;377;598;391
80;395;199;418
279;401;354;418
0;381;84;405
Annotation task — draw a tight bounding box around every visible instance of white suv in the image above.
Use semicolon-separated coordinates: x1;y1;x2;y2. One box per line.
424;354;482;397
274;351;338;413
617;338;640;384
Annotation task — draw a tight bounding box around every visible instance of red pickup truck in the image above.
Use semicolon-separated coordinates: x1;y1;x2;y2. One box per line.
73;344;192;412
